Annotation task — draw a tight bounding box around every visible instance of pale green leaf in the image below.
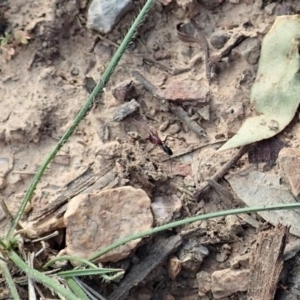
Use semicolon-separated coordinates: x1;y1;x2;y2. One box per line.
219;15;300;151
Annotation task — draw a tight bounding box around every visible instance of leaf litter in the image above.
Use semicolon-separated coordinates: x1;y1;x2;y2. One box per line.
219;15;300;151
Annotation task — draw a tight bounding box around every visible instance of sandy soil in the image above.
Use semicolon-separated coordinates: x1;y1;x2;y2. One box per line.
1;0;300;299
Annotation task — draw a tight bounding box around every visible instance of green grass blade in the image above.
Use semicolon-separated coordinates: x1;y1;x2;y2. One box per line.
87;202;300;262
58;268;124;278
8;250;80;300
0;256;21;300
66;277;90;300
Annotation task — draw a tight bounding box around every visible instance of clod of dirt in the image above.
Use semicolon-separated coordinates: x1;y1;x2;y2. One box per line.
211;269;249;299
4;110;44;143
96;141;122;159
278;148;300;197
230;253;251;269
87;0;133;33
225;215;243;235
216;243;231;262
151;195;182;226
177;240;209;273
64;186;153;263
196;271;212;297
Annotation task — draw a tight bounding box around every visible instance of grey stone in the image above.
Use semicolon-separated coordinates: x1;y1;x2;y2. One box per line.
113;99;140;122
70;66;79;76
264;3;276;15
178;240;209;273
232;38;261;65
210;31;230;49
87;0;133;33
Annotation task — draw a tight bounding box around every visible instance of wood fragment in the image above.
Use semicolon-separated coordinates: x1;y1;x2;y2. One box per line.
107;234;182;300
194;145;251;201
30;164;115;221
170;106;206;138
161;140;227;162
132;70;158;96
247;225;289;300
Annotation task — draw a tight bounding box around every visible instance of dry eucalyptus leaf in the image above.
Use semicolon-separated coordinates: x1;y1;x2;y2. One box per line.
219;15;300;151
226;170;300;237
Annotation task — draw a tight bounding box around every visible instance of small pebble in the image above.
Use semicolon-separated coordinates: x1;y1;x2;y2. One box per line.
70;67;79;76
168;123;181;135
154;49;171;60
181;45;192;57
184;175;195;187
210;31;230;49
159;120;170;132
264;3;276;15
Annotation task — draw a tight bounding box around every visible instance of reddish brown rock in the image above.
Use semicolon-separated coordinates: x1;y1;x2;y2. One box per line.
157;79;210;102
111;80;138;102
278;148;300;197
64;186;153;263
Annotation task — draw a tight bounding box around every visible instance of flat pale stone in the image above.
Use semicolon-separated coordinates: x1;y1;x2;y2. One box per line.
151;195;182;226
211;269;250;299
64;186;153;263
278;148;300;197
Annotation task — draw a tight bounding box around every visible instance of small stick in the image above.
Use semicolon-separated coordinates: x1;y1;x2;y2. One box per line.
194;144;252;201
161;140;227;162
132;70;158;96
132;71;207;138
189;18;211;82
0;198;23;230
108;234;182;300
143;56;190;75
170;106;206;138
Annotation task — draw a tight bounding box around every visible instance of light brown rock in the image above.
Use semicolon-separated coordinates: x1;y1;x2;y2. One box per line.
279;148;300;197
211;268;250;299
197;271;212;297
64;186;153;263
168;256;181;280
